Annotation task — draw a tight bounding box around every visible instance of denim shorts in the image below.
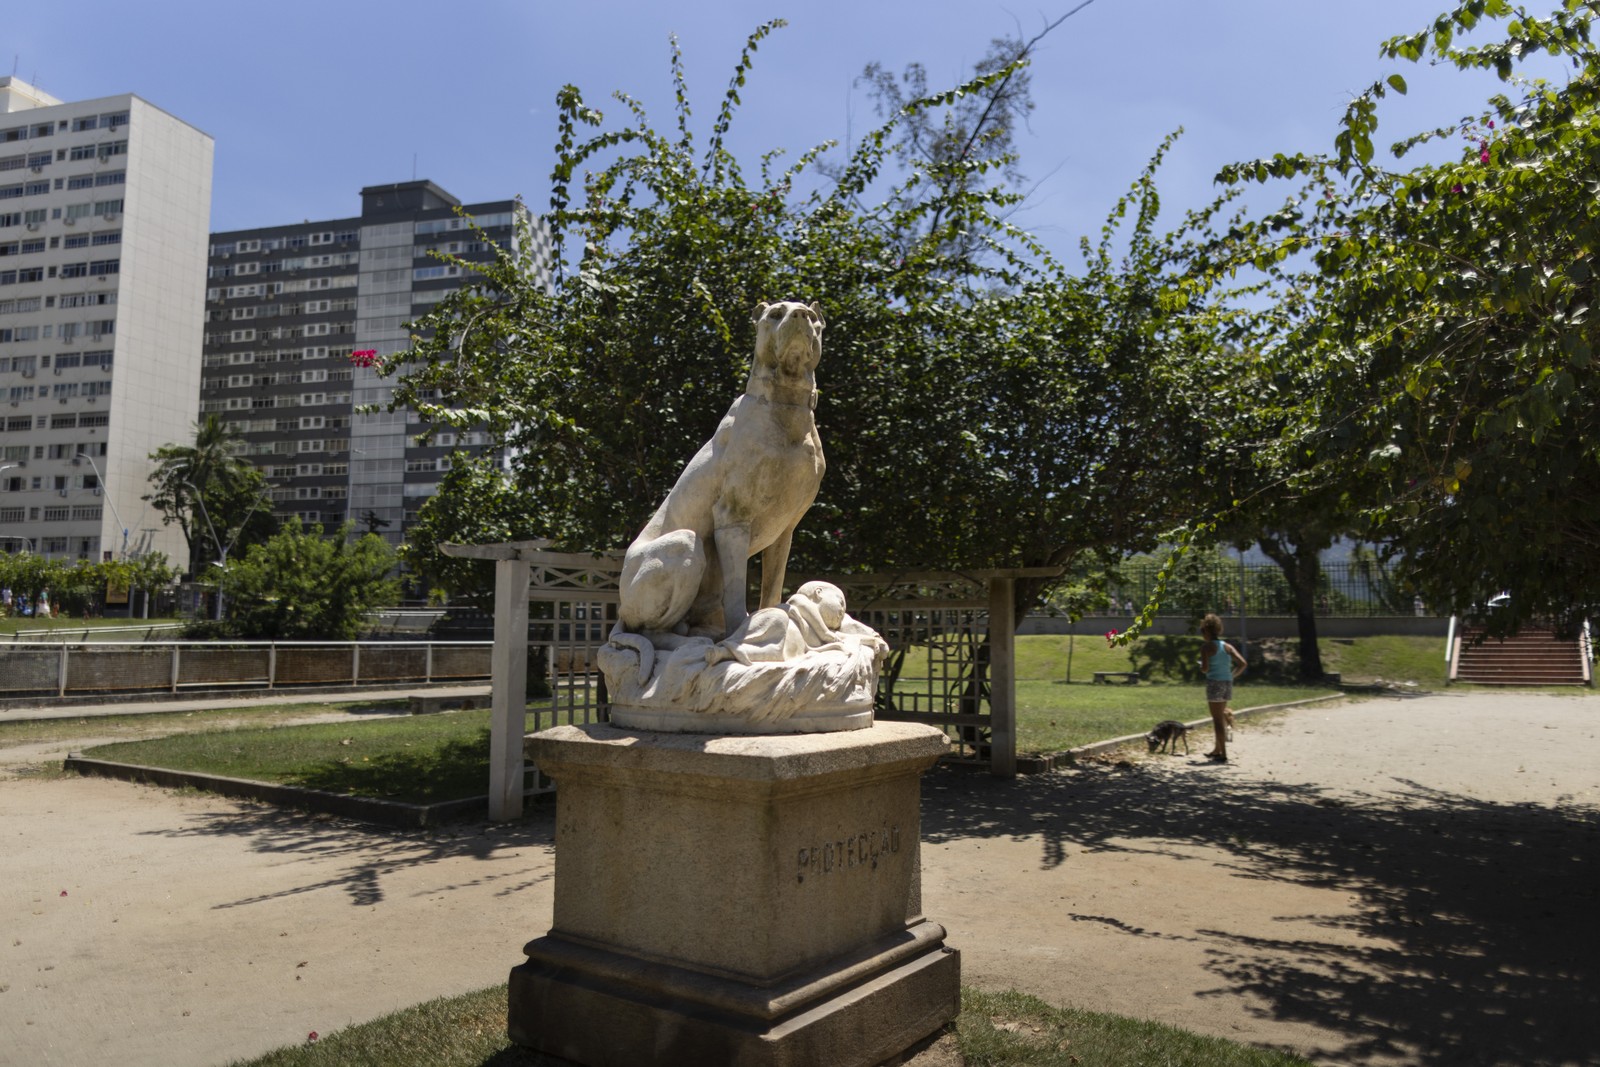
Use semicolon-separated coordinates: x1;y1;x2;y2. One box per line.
1205;680;1233;703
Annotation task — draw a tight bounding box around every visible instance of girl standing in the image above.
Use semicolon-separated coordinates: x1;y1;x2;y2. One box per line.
1199;613;1247;762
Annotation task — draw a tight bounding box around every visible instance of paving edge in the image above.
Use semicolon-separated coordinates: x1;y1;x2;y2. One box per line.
1043;693;1349;769
61;756;493;828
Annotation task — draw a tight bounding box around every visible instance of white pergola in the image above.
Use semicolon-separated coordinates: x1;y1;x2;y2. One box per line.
444;538;1059;819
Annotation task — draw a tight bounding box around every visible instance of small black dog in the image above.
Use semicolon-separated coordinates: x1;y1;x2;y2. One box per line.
1145;719;1190;755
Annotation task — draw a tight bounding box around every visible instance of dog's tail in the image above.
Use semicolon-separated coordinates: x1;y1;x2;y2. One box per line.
606;626;656;684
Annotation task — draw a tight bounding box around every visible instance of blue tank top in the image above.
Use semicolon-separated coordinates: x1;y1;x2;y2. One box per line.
1205;640;1233;681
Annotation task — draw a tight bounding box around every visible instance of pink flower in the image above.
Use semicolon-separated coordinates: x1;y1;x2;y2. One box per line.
1481;150;1490;163
1488;119;1495;129
349;349;379;368
307;1031;319;1043
1105;629;1118;647
1452;184;1464;194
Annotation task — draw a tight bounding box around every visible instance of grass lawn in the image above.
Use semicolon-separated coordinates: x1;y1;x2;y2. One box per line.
0;615;183;639
1320;634;1448;686
0;701;407;751
1014;679;1333;754
60;635;1455;802
1003;634;1342;754
226;984;1312;1067
82;708;498;805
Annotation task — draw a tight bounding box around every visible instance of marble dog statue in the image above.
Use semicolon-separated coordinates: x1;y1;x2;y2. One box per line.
611;301;826;680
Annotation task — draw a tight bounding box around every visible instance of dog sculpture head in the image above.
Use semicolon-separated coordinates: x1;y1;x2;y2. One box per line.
750;301;824;396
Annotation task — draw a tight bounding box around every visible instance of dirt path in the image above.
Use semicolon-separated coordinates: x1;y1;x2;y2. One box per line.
1;691;1596;1067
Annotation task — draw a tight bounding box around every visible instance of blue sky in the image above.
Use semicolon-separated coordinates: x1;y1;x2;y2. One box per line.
5;0;1533;262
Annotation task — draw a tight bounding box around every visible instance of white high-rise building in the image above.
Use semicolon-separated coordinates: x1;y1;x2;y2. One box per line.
0;77;212;564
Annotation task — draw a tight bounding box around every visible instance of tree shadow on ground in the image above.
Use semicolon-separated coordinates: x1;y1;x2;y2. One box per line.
920;752;1600;1067
136;797;554;910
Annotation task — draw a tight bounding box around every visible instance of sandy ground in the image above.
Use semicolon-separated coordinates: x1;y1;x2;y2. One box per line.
1;691;1596;1067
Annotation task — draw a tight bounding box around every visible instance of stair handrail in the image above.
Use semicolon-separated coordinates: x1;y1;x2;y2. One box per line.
1583;620;1594;686
1446;615;1459;682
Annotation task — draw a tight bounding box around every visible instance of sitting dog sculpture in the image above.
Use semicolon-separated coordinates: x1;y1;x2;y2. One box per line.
610;301;826;681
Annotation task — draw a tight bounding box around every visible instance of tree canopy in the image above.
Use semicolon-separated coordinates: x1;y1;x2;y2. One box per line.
146;415;276;578
1202;0;1600;635
0;551;178;618
385;22;1237;619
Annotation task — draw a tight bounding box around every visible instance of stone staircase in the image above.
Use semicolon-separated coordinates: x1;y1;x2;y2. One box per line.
1450;624;1593;686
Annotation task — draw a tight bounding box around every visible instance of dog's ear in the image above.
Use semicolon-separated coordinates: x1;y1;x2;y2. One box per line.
752;302;770;324
808;301;825;327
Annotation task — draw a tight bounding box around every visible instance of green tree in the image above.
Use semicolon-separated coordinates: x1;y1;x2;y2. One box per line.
1205;0;1600;636
1206;377;1359;678
400;455;546;606
0;553;179;619
147;415;275;578
384;22;1235;624
214;519;400;640
844;11;1078;263
100;553;182;618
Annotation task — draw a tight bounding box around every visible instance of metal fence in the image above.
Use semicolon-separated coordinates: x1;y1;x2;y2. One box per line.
1096;559;1427;619
0;640;492;698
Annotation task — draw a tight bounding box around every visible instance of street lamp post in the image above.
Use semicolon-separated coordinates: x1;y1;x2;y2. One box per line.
73;453;128;559
181;478;228;621
180;478;267;622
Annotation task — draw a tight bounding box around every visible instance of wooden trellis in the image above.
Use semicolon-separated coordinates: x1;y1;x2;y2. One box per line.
443;540;1057;819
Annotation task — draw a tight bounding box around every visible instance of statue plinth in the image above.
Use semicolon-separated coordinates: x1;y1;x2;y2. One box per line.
508;721;960;1066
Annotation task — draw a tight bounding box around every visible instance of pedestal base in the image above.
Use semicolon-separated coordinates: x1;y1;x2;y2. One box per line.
508;721;959;1066
510;927;959;1067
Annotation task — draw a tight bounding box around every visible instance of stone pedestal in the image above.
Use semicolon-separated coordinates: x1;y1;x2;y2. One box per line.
508;721;960;1067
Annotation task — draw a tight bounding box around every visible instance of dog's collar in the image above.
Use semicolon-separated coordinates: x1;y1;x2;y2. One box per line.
745;374;817;410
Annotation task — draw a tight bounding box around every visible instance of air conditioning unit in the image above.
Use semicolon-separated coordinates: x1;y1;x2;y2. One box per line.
58;489;68;497
21;370;33;378
25;223;39;232
87;396;97;404
92;488;101;496
58;398;67;404
53;367;60;375
30;166;42;174
63;218;75;226
101;214;117;221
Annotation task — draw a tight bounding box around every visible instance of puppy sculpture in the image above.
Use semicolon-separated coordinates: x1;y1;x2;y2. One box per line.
612;301;826;680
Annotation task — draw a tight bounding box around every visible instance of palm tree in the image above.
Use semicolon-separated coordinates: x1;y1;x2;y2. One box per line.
146;416;274;577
